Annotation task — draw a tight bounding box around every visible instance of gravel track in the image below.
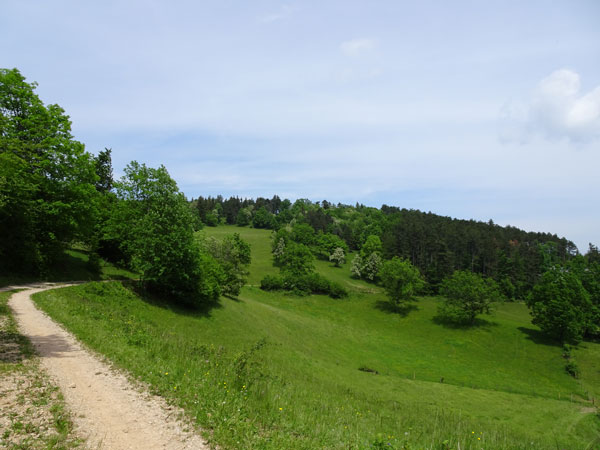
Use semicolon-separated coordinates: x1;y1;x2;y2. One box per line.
8;284;210;450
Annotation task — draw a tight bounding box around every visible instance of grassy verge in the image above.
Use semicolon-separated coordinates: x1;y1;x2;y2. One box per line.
0;290;81;449
30;225;599;449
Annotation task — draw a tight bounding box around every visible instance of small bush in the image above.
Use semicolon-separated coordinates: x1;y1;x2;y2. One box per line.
260;273;347;299
260;275;285;291
565;360;580;378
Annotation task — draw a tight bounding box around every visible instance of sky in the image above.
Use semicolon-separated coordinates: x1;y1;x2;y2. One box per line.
2;0;599;251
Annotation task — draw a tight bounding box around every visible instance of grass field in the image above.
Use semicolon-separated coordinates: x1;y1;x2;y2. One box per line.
32;225;600;449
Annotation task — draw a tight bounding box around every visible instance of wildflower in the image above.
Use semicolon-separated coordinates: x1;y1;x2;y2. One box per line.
279;407;283;411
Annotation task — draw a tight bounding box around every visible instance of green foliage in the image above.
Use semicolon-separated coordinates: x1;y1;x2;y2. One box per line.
236;207;252;226
0;68;99;273
379;257;425;309
438;271;502;325
252;206;276;229
362;252;383;281
350;254;363;278
105;161;222;303
565;360;580;378
361;235;383;258
565;256;600;339
290;223;316;246
203;233;251;297
260;272;347;298
329;247;346;267
94;148;113;193
527;268;592;344
278;242;315;277
316;233;349;260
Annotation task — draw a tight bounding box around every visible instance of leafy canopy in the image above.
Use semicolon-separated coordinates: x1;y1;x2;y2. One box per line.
0;68;99;273
379;257;425;309
438;270;502;325
527;269;592;344
106;161;222;303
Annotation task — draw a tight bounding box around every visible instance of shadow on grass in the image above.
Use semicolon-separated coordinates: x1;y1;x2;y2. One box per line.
517;326;561;347
124;281;224;319
374;300;418;316
432;315;500;330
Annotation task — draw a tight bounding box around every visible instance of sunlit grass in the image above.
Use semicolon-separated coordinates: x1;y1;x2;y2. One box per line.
31;225;600;449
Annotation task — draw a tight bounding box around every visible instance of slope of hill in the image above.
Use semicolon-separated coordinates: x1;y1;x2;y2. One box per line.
32;225;599;449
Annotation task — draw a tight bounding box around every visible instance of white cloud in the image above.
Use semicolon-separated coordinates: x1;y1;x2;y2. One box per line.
501;69;600;143
340;38;377;57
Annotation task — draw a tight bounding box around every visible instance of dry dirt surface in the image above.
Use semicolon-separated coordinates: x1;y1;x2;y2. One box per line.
8;284;210;450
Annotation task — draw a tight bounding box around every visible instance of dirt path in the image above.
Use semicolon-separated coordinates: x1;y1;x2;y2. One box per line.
8;284;210;450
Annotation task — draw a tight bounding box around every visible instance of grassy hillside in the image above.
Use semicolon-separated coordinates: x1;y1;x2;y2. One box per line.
33;225;600;449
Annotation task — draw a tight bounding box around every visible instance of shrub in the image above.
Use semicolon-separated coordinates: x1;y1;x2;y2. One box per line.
565;360;580;378
260;272;347;299
260;275;285;291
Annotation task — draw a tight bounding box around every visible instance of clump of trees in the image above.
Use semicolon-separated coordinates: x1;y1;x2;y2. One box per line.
261;224;348;298
0;68;252;307
102;162;225;303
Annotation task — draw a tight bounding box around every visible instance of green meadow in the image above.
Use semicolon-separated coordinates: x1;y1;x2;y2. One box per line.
32;225;600;449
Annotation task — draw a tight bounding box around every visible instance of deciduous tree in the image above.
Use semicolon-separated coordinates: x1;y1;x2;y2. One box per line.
380;257;424;309
439;270;502;325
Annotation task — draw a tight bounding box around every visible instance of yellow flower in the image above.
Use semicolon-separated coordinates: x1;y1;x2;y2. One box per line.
279;407;283;411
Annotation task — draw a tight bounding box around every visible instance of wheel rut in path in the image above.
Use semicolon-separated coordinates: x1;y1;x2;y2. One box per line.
8;284;210;450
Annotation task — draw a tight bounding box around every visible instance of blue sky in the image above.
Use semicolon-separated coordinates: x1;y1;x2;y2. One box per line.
2;1;599;251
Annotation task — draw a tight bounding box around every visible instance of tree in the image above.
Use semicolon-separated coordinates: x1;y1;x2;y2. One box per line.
379;257;425;309
94;148;113;193
106;161;223;303
362;252;383;281
361;235;383;258
438;270;502;325
203;233;251;297
253;206;276;229
279;242;314;276
350;254;363;278
0;68;99;273
527;268;592;343
236;207;252;227
329;247;346;267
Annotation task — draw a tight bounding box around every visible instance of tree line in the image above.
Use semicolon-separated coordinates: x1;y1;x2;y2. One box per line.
190;195;588;298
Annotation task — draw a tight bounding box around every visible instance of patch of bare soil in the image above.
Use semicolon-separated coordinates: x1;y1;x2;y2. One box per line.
0;361;81;449
8;285;210;450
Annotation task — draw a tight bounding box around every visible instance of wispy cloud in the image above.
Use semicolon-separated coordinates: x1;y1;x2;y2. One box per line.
259;5;296;24
340;38;377;57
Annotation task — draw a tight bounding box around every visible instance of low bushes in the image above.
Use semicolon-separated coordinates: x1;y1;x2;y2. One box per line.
261;273;347;298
